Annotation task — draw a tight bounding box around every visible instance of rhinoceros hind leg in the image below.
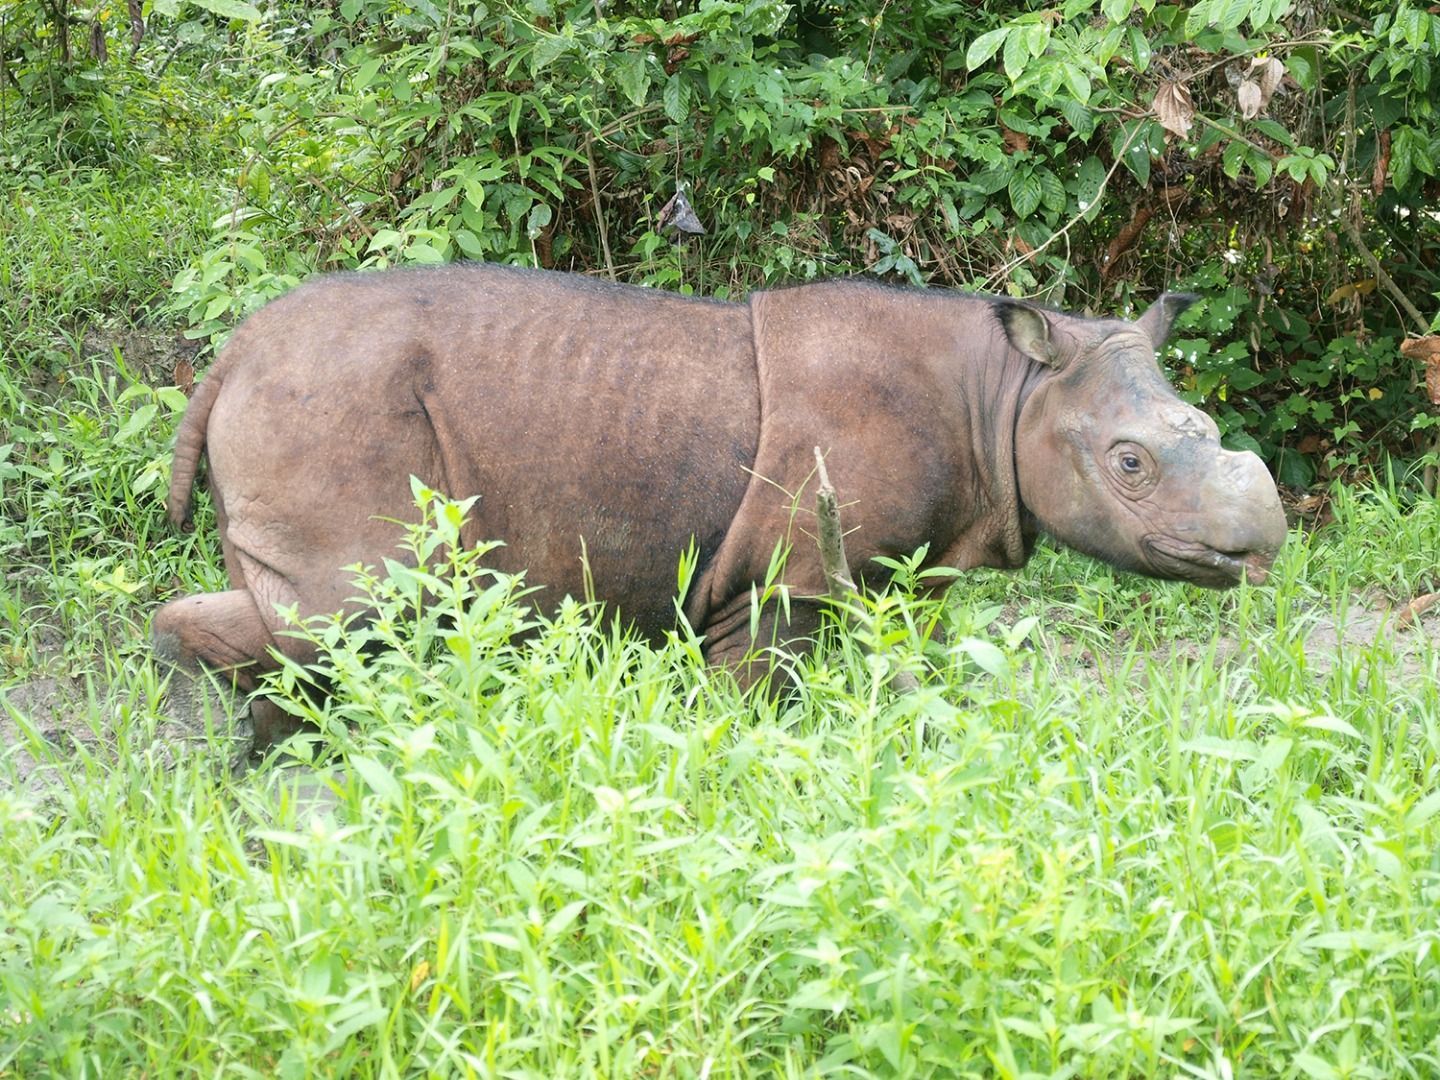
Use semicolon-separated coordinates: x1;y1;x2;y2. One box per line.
152;588;309;763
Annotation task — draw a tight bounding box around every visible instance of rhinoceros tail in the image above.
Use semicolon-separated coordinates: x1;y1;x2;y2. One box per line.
167;359;227;532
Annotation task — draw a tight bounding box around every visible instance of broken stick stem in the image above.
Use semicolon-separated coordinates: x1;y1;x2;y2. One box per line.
813;447;857;604
812;447;920;692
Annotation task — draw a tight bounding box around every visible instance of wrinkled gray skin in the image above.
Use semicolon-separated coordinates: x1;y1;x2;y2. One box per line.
155;266;1287;746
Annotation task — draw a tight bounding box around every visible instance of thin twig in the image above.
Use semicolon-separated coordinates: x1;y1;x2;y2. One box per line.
1346;213;1436;492
585;135;616;281
1341;216;1429;333
813;448;921;692
813;448;857;603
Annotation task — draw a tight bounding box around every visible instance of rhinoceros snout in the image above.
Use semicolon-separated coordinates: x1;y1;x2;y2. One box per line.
1213;448;1288;579
1242;550;1273;586
1144;448;1286;588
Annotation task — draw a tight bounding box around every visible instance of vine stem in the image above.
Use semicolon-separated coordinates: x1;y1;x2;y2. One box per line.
585;134;616;282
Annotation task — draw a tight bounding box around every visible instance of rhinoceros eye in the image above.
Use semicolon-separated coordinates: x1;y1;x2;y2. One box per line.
1108;443;1155;493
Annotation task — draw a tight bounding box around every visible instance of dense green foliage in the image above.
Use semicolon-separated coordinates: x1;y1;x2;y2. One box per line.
5;0;1440;478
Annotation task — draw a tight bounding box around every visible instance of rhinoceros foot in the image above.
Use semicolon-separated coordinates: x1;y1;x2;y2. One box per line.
154;633;256;775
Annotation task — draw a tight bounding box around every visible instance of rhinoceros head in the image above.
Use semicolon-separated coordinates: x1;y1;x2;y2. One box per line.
1000;293;1287;588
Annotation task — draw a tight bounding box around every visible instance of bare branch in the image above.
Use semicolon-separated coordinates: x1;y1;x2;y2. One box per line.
813;448;920;692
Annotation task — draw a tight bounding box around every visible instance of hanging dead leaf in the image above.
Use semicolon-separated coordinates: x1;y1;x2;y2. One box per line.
1252;56;1285;99
1399;335;1440;405
173;357;195;396
1372;129;1392;195
656;184;706;235
89;18;108;62
1326;279;1377;306
1151;81;1195;139
1237;80;1263;120
1237;56;1284;119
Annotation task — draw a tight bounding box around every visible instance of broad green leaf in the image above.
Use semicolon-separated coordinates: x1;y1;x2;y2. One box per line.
453;228;485;257
1037;167;1066;212
1293;1053;1342;1080
1299;711;1361;739
1128;26;1152;72
1396;6;1427;50
1287;47;1318;90
1407;789;1440;828
1023;23;1050;59
544;901;588;940
1214;0;1253;32
1076;154;1105;215
956;635;1010;676
1222;138;1246;179
350;754;403;804
115;403;158;444
662;73;689;123
1248;146;1274;186
504;95;521;141
1115;122;1152;186
1002;29;1031;80
404;242;446;264
189;0;262;20
530;33;570;74
352;57;383;91
1061;62;1091;103
1185;0;1213;36
966;27;1008;71
614;50;651;107
1059;97;1096;140
1250;117;1295;148
156;387;190;413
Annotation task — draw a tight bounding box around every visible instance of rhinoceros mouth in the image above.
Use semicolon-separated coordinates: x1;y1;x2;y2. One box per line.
1143;537;1273;588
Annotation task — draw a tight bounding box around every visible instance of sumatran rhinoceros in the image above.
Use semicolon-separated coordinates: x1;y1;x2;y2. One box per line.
155;265;1287;743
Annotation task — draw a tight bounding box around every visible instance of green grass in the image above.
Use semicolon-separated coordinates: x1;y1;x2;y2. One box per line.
3;467;1439;1076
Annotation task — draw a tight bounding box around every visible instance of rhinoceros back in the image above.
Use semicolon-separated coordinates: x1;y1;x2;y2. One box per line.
197;265;761;637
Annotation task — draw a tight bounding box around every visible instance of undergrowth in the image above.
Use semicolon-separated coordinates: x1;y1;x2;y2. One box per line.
3;478;1439;1077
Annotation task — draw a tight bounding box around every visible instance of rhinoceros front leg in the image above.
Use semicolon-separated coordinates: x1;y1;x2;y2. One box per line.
151;588;308;764
699;597;824;693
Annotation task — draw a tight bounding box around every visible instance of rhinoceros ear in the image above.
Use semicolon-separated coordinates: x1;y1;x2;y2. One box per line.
1136;292;1199;347
994;300;1058;366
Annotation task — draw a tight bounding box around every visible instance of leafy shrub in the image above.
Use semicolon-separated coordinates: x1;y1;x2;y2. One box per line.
6;1;1440;476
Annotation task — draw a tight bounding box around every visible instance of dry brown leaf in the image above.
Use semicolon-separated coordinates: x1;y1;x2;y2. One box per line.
1002;124;1030;154
1236;56;1284;119
1400;335;1440;405
1237;79;1263;120
1327;279;1377;306
173;358;195;397
1398;591;1440;629
1372;129;1391;196
1251;56;1285;99
1151;81;1195;139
